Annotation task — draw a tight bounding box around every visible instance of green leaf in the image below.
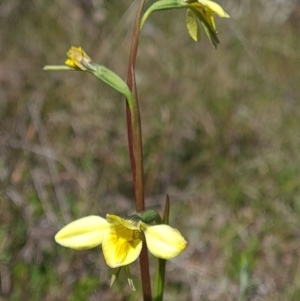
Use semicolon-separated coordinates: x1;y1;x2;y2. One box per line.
83;62;134;112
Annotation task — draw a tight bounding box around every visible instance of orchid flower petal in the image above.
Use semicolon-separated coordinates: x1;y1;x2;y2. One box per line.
196;0;229;17
143;224;187;259
106;214;141;230
55;216;110;250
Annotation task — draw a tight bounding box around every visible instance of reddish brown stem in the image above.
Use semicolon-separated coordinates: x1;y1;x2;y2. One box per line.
126;105;135;186
126;4;145;211
125;0;152;300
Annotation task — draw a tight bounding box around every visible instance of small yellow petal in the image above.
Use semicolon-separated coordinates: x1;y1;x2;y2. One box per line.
186;9;201;42
196;0;229;17
207;11;216;30
143;224;187;259
65;59;77;68
55;216;110;250
106;214;141;230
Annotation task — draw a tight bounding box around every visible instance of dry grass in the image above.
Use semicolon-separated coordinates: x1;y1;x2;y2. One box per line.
1;0;300;300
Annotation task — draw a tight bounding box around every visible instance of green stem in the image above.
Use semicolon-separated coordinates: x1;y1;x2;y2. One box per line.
154;195;169;301
154;259;166;301
126;0;152;300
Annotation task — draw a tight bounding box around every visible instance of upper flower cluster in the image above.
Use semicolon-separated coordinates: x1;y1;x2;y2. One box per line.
141;0;229;48
55;214;187;268
185;0;229;46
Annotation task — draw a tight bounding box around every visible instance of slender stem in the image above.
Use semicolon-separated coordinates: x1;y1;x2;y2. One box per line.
126;0;152;300
126;0;145;214
154;259;166;301
154;195;170;301
126;2;145;212
130;71;145;211
126;105;135;186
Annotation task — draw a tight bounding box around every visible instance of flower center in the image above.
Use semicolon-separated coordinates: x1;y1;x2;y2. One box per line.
133;230;140;239
113;224;141;242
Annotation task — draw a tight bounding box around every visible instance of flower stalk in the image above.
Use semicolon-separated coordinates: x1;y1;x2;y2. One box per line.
125;1;152;299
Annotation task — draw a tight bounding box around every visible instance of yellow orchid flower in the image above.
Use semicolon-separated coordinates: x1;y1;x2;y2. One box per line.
65;46;92;71
55;214;187;268
141;0;229;48
185;0;229;47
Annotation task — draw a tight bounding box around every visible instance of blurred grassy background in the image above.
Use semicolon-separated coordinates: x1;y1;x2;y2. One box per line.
1;0;300;300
